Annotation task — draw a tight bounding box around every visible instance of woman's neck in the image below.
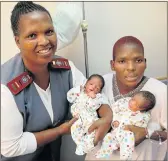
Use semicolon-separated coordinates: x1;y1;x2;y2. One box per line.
116;77;144;95
23;60;48;74
23;59;50;90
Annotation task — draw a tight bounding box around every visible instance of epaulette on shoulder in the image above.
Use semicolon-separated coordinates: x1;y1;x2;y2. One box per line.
7;72;33;95
50;58;71;69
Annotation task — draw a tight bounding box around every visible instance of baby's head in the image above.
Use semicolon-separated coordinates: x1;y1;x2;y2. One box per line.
128;91;156;112
84;74;105;94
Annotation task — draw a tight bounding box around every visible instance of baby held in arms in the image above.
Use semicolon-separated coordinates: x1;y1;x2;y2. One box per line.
67;74;109;155
95;91;156;160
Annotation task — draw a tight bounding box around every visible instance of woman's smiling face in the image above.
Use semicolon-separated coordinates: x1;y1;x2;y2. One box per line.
15;11;57;66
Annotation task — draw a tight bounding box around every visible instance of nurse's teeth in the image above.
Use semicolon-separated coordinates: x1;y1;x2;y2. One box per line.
39;48;49;54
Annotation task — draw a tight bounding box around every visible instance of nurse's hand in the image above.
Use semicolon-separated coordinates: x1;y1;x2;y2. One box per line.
59;117;78;135
124;125;146;146
88;117;111;146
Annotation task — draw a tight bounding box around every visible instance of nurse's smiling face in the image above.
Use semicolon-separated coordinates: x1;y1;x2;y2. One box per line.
15;11;57;66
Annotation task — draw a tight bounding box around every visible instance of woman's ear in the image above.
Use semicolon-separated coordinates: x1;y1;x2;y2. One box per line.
15;36;21;49
110;60;115;71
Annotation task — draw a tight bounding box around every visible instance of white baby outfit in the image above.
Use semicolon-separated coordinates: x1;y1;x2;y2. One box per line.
96;97;151;160
67;85;108;155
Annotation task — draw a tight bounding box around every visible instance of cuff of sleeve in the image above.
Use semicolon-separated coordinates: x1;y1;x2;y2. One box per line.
22;132;37;154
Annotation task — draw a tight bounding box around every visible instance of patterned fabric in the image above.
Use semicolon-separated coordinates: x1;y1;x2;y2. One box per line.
96;131;135;160
112;97;150;128
95;97;150;160
112;74;149;102
86;73;167;161
67;85;108;155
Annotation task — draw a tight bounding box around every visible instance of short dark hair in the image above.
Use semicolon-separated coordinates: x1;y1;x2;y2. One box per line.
87;74;105;92
136;91;156;112
11;1;52;36
112;36;144;60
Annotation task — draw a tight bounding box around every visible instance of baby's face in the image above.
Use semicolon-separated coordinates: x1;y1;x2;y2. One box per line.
128;94;147;112
85;77;102;94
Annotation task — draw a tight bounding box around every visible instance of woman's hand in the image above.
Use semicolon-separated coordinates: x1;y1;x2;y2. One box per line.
151;131;167;142
124;125;167;145
124;125;146;146
88;104;112;145
34;117;77;147
88;117;111;146
59;117;78;135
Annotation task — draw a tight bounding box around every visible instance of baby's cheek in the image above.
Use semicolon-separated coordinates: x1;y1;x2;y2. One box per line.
129;100;136;108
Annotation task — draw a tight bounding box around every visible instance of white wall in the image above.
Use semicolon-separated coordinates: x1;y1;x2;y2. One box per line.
1;2;167;78
85;2;167;78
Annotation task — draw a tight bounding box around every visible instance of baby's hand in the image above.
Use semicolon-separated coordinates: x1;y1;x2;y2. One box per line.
112;120;119;128
74;114;79;119
87;92;96;98
72;111;79;118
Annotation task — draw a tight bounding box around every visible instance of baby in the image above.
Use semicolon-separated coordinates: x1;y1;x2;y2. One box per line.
67;74;108;155
95;91;156;160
